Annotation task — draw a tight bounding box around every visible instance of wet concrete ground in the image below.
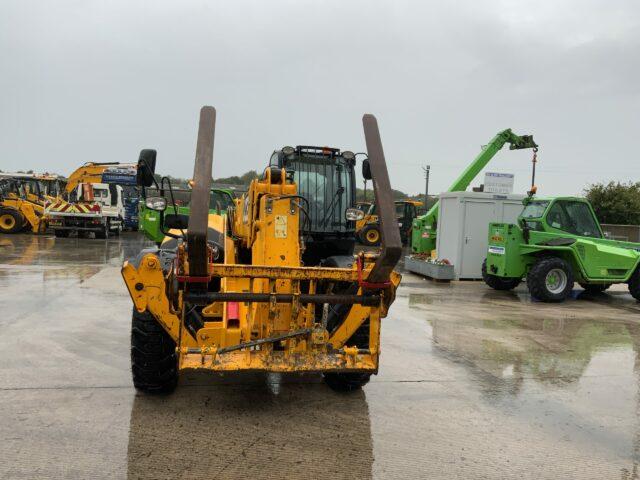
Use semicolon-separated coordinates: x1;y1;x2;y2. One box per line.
2;233;640;479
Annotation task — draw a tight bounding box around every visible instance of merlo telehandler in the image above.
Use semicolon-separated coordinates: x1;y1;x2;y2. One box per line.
121;107;402;392
483;195;640;302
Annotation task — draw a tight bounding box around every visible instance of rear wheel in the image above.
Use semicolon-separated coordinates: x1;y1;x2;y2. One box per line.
527;256;574;302
0;209;24;234
579;283;611;294
95;226;109;239
130;309;178;394
360;225;381;246
628;268;640;302
482;259;521;291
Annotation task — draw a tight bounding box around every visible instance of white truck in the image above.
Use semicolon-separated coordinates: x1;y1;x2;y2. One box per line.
45;182;124;238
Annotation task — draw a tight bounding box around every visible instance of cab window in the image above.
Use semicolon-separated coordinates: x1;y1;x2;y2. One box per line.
521;201;549;219
209;191;234;212
546;200;601;238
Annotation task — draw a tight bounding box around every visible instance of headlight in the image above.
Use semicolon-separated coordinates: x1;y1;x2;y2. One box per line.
282;146;295;156
145;197;167;212
345;207;365;221
342;151;355;161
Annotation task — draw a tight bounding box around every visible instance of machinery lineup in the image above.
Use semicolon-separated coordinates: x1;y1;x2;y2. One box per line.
2;107;640;393
0;163;139;237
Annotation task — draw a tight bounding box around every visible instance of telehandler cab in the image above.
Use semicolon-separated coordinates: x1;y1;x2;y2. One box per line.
122;107;402;392
484;195;640;302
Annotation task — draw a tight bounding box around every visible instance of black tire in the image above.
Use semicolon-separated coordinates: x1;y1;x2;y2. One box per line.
482;259;521;291
0;209;25;234
360;225;381;246
323;372;371;392
54;229;69;238
95;226;109;239
526;256;574;303
579;283;611;294
130;309;178;394
321;256;372;391
628;268;640;302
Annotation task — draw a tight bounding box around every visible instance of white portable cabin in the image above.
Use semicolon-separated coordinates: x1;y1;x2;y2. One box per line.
436;191;525;280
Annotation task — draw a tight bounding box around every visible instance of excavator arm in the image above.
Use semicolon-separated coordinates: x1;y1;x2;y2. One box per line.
411;129;537;254
65;162;137;194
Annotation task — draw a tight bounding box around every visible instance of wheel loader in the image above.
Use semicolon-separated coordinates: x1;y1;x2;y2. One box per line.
122;106;402;392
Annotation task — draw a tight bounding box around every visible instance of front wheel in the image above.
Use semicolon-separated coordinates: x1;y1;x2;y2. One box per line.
0;209;25;234
482;259;521;291
131;309;178;394
360;225;381;246
527;256;574;303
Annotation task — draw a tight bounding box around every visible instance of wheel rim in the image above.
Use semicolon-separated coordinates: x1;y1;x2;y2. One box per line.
545;268;568;294
366;229;380;243
0;214;16;230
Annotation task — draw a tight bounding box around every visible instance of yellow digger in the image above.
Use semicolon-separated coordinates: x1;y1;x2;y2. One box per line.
0;176;49;234
121;106;402;392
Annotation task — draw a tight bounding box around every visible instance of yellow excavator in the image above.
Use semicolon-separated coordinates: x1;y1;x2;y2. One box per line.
121;106;402;392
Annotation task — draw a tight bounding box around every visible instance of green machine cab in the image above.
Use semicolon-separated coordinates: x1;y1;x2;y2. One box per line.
139;187;235;243
483;195;640;302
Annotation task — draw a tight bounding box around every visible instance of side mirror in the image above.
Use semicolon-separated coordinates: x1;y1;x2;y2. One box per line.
144;196;167;212
362;159;372;180
164;213;189;230
137;149;157;187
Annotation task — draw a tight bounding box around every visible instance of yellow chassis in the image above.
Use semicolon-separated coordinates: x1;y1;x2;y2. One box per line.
122;253;400;373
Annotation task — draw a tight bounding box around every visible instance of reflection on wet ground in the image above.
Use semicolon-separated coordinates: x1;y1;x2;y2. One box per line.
2;236;640;479
127;373;372;479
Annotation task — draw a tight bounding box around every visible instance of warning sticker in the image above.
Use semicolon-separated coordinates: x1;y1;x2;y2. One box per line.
275;215;288;238
488;246;505;255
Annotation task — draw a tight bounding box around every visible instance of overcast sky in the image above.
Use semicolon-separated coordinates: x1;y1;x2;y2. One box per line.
1;0;638;196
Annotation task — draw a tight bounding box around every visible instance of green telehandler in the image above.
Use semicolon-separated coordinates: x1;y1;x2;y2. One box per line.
410;129;538;255
483;195;640;302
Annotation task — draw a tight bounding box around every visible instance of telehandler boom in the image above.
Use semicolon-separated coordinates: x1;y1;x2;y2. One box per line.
411;129;537;255
122;106;401;392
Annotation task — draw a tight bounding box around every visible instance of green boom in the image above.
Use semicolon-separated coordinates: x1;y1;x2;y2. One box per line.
411;129;537;254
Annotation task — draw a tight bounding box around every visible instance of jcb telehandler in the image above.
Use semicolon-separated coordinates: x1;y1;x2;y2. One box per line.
122;107;402;392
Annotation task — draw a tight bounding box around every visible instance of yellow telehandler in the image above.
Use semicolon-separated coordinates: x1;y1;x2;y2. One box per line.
121;106;402;392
